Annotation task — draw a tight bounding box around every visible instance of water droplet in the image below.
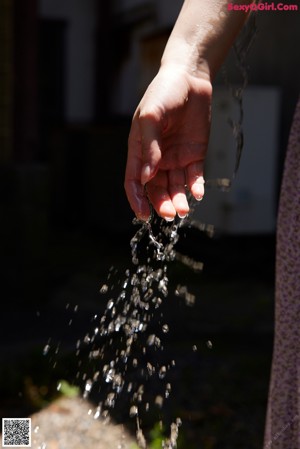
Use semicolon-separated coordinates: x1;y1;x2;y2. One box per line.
155;336;161;347
100;284;108;294
94;407;101;419
144;288;153;301
129;405;138;417
206;340;213;349
43;344;50;356
159;366;167;379
158;279;168;297
107;299;114;309
170;421;179;446
162;324;169;333
131;274;139;286
105;368;115;383
147;334;156;346
84;379;93;393
155;395;164;408
105;392;116;408
84;334;91;344
136;428;147;449
90;350;100;359
165;383;172;398
176;417;182;427
147;362;155;376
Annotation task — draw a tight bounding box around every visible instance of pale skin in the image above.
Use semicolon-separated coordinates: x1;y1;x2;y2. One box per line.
125;0;253;221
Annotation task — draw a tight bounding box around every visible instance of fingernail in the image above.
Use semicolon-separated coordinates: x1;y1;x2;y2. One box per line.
178;212;188;219
193;184;204;201
165;216;175;222
137;213;151;222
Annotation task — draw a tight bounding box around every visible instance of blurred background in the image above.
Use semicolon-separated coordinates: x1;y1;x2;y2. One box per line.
0;0;299;448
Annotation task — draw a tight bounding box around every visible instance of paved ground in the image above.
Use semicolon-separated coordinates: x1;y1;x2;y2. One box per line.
1;396;136;449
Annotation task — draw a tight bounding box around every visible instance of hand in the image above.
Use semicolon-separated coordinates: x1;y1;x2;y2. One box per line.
125;65;212;221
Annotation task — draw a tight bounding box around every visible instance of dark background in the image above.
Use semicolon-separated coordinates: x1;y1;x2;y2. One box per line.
0;1;299;447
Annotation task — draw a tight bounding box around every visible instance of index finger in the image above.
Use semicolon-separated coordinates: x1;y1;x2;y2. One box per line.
125;119;151;221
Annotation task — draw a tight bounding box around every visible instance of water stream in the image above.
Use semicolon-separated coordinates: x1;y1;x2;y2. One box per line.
40;12;258;449
76;214;201;448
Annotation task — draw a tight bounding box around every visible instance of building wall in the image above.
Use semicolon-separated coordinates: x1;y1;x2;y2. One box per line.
192;86;280;234
39;0;98;122
110;0;183;115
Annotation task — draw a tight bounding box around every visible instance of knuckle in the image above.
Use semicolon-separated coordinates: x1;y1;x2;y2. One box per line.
138;106;162;123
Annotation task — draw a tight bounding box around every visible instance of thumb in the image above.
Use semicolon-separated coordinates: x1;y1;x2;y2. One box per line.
139;113;162;185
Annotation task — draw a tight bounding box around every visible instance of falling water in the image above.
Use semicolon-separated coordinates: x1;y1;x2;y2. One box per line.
40;12;258;449
221;10;258;178
69;213;202;448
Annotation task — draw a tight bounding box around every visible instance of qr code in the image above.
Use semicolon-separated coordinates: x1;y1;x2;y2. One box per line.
2;418;31;447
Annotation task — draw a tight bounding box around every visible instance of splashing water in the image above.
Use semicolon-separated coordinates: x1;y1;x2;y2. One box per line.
71;214;198;448
221;10;257;178
41;14;258;448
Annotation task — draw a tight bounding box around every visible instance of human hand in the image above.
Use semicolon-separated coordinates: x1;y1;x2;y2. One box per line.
125;65;212;221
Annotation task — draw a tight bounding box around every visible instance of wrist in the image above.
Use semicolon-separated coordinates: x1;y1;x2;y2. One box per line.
160;39;212;83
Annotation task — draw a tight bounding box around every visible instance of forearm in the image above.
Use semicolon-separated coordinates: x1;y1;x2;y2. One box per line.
161;0;254;81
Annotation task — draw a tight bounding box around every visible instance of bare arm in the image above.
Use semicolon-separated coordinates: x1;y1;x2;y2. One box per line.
162;0;252;80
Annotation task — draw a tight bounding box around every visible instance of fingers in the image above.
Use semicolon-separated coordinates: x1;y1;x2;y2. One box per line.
126;105;205;221
168;169;189;218
125;178;151;221
186;161;205;201
126;108;164;221
146;171;177;221
139;110;163;185
140;161;205;221
126;161;205;221
125;120;151;221
146;168;190;220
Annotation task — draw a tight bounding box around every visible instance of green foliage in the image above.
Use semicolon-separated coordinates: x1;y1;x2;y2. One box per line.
148;422;165;449
57;379;80;398
130;422;173;449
